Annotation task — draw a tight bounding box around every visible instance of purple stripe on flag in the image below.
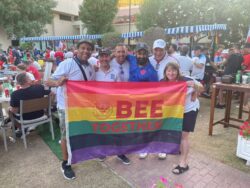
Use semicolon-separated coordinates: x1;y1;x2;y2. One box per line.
70;142;179;164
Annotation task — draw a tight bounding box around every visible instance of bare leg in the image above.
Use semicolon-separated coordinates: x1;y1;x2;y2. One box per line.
61;138;68;161
179;131;189;167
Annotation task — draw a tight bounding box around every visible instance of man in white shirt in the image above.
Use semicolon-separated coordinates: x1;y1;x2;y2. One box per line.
168;43;180;61
108;44;131;164
149;39;178;80
110;43;130;82
45;40;95;180
178;45;193;76
95;48;119;82
191;46;206;81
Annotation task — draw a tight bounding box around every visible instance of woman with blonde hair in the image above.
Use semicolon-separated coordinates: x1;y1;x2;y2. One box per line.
162;62;203;174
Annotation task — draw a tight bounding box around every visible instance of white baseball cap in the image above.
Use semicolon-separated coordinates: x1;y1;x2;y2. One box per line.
153;39;166;49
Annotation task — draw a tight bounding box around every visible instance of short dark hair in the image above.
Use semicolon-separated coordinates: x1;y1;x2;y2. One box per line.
194;45;202;51
16;72;28;85
170;44;177;51
180;45;189;56
77;40;94;50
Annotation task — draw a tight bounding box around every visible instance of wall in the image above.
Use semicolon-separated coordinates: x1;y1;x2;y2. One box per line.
0;27;11;50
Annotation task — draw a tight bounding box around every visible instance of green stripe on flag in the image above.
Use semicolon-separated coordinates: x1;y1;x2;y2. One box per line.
69;118;183;137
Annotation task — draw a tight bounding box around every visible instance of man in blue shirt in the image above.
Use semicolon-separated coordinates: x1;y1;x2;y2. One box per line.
128;43;158;82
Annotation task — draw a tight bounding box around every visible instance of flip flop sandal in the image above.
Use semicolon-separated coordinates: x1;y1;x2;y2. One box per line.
172;165;189;175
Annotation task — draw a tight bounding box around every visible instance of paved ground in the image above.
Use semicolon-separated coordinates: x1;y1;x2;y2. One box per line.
104;152;250;188
1;98;250;188
0;134;130;188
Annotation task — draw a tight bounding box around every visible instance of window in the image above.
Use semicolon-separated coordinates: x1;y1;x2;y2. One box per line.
59;14;72;21
74;16;79;21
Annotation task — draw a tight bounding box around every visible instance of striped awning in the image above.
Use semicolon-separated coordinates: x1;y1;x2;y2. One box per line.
121;31;144;39
20;34;103;42
165;24;227;35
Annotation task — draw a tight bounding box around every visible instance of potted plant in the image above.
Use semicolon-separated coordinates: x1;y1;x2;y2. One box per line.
236;121;250;165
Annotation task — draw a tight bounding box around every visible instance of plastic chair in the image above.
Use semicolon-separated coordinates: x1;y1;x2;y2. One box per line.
11;96;54;149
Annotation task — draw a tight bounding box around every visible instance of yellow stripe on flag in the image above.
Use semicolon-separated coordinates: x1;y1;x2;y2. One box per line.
68;105;184;122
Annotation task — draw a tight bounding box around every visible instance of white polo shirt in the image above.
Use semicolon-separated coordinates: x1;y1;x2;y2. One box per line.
183;76;200;113
95;68;119;82
110;58;129;82
178;55;193;76
149;53;178;80
191;55;206;80
51;58;95;110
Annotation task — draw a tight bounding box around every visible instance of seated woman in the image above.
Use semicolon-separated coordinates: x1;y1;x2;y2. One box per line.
161;62;203;175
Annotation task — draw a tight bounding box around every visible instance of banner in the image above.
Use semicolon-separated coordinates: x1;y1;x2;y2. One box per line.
66;81;187;164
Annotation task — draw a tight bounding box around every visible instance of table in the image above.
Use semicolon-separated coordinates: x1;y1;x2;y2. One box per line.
209;83;250;136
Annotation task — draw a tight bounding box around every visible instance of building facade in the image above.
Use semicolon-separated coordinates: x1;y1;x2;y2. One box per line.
0;0;143;50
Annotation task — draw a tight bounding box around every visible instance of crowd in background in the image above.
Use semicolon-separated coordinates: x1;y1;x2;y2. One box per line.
1;39;250;179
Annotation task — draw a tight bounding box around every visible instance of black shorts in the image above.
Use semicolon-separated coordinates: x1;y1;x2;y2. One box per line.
183;110;198;132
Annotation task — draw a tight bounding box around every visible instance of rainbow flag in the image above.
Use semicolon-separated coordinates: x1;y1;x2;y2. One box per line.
66;81;187;164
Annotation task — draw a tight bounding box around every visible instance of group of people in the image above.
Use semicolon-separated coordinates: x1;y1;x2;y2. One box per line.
7;38;250;181
41;39;202;180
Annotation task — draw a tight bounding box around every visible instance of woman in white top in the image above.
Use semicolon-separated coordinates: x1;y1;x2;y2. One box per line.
162;62;203;175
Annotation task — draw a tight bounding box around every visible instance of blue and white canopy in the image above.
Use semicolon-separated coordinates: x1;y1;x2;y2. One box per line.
121;31;144;38
20;34;102;42
165;24;227;35
20;24;227;41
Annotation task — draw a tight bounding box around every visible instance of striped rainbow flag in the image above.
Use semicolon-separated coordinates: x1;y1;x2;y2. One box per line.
66;81;187;164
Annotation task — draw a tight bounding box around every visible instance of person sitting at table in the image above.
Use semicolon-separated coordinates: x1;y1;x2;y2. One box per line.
9;72;51;135
216;45;243;109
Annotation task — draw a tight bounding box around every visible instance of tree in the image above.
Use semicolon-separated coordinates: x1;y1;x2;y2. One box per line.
0;0;56;38
136;0;164;31
136;0;250;44
79;0;118;34
101;32;123;48
140;27;166;50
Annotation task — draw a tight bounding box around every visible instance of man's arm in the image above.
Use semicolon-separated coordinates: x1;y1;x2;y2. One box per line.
45;76;68;87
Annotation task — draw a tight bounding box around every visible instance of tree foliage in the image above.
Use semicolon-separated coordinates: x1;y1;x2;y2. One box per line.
79;0;118;34
101;32;123;49
0;0;56;38
140;27;166;50
136;0;250;44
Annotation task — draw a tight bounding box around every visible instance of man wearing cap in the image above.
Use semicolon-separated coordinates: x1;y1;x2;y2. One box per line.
149;39;178;81
191;46;206;82
95;48;119;82
95;48;131;165
110;43;130;82
128;43;158;82
45;40;95;180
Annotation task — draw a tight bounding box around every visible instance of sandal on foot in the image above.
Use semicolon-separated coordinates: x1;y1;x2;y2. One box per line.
172;165;189;175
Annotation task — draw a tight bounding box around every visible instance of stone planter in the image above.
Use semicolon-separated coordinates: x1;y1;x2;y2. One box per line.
236;135;250;166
